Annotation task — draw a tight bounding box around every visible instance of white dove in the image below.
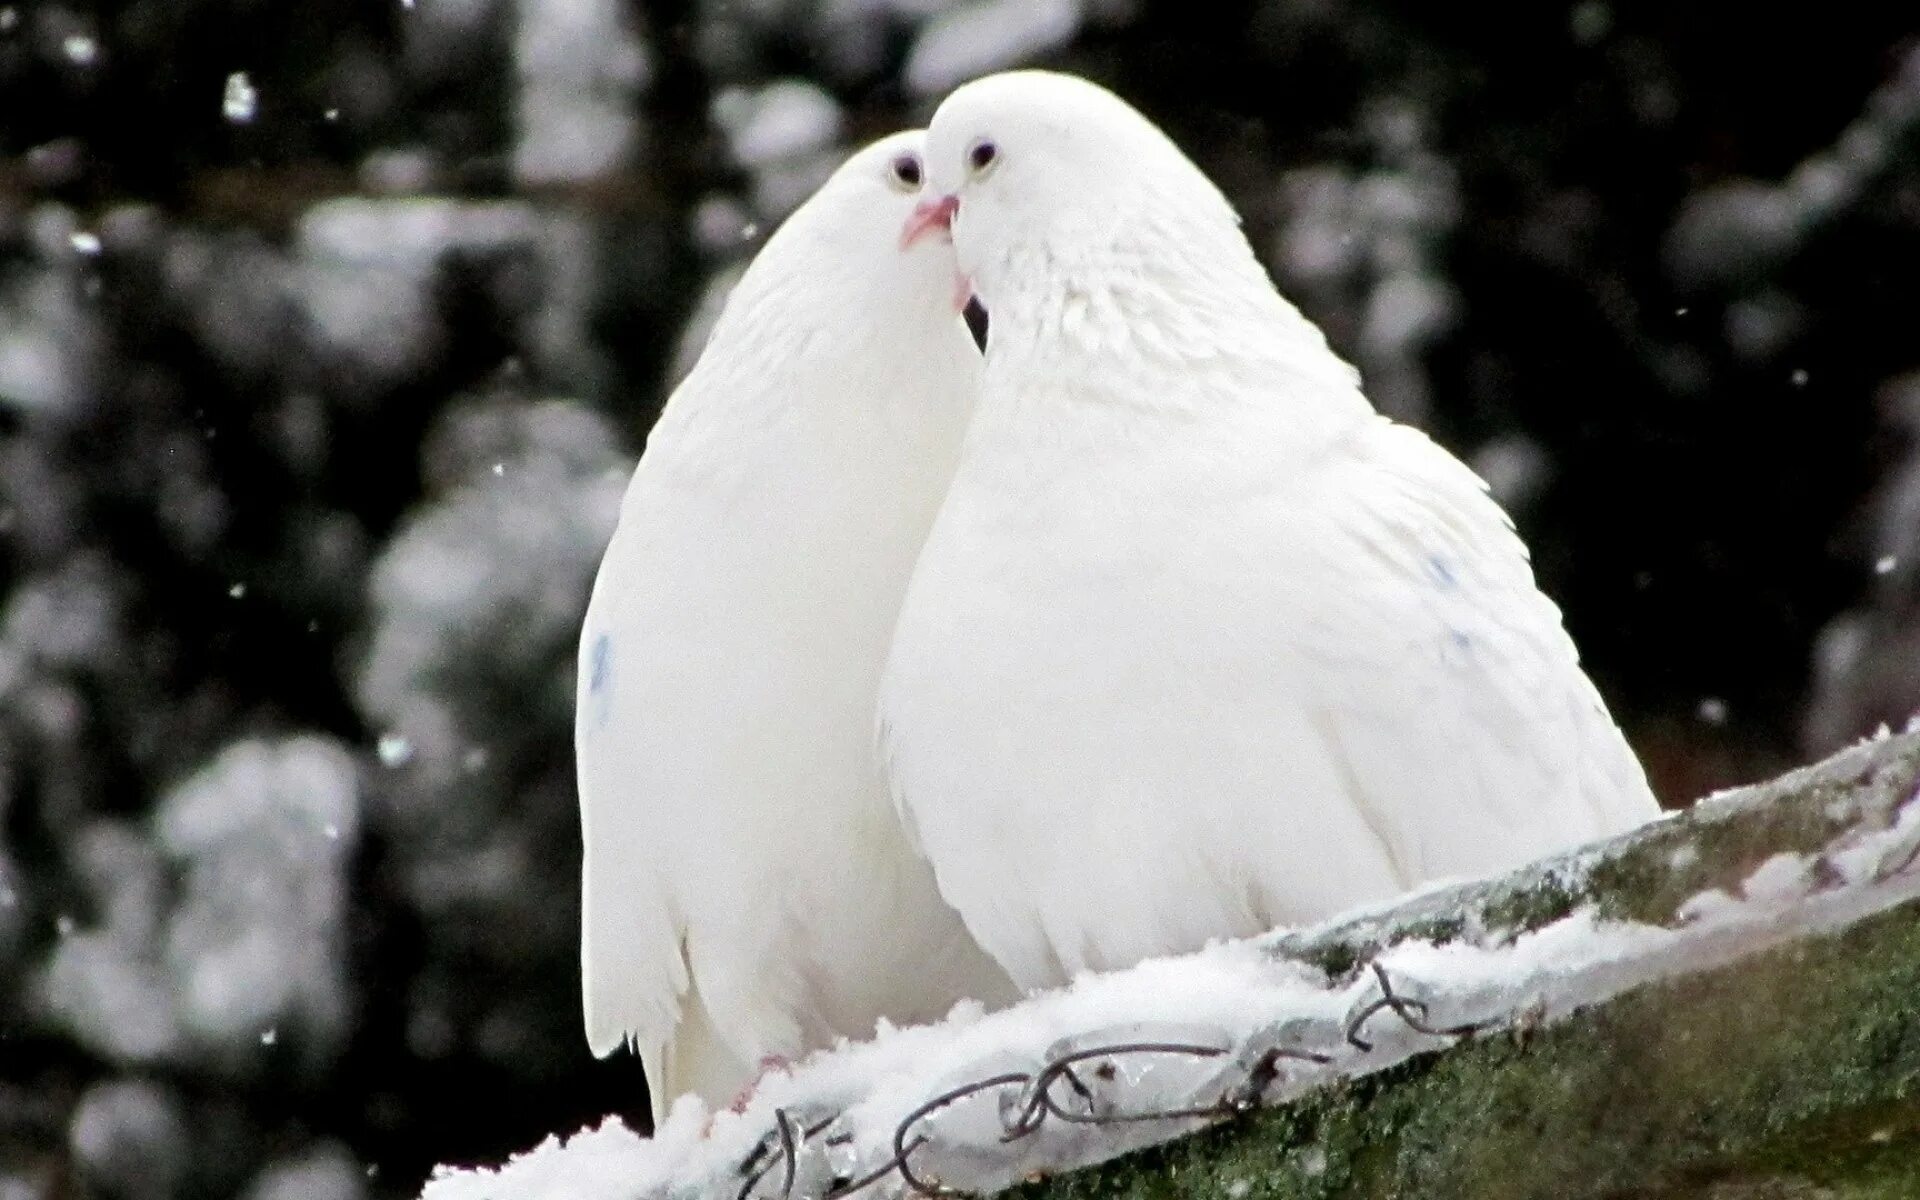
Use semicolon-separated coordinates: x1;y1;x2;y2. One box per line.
577;130;1017;1123
880;72;1661;992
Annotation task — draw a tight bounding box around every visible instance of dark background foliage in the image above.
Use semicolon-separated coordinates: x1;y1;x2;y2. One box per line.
1;1;1916;1196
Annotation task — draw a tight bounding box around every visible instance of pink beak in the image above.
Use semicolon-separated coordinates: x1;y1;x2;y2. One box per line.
899;194;959;250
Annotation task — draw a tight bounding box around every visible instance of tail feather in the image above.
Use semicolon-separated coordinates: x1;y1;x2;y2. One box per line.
647;976;754;1127
580;808;686;1061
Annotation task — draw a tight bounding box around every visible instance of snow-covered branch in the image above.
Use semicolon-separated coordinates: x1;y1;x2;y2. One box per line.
422;728;1920;1200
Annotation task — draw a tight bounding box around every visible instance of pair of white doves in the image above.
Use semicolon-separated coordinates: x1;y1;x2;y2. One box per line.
576;70;1659;1124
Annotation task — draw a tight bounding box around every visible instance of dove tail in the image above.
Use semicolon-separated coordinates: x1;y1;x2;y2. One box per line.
645;976;753;1127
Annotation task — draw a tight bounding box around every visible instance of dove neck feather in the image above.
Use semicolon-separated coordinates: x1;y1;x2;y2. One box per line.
650;227;973;492
707;232;954;383
968;204;1372;455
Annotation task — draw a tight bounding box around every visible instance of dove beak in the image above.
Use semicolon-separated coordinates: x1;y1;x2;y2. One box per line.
899;194;958;251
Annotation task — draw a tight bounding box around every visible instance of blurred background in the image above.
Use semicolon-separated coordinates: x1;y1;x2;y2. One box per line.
0;1;1916;1196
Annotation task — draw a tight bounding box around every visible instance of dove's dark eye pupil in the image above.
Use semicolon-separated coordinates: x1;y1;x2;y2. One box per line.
891;155;922;187
969;141;998;171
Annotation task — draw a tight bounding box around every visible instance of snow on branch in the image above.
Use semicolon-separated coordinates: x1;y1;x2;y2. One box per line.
422;728;1920;1200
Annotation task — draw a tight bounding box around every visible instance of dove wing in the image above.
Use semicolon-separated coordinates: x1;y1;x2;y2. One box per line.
575;503;697;1124
578;459;787;1123
1279;416;1657;887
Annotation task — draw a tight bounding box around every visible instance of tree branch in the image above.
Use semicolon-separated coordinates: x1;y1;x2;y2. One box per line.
420;729;1920;1200
1018;728;1920;1200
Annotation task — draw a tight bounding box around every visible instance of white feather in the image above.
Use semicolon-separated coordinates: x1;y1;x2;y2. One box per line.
578;131;1017;1123
880;72;1660;992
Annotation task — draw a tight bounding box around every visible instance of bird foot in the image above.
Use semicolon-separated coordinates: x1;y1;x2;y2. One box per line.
728;1054;794;1114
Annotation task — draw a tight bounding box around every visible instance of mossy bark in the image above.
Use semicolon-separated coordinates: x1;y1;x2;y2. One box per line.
1009;732;1920;1200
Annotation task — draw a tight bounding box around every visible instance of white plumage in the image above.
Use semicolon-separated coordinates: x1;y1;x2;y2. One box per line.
879;72;1660;992
577;131;1017;1123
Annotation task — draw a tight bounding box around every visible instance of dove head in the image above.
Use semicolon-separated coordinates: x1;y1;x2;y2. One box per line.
915;71;1257;322
756;130;974;320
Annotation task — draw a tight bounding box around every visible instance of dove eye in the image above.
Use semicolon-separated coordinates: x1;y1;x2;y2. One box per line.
888;153;923;191
967;139;998;175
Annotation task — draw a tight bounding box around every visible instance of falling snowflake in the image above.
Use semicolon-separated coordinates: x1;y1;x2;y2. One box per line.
376;733;414;768
223;72;259;124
